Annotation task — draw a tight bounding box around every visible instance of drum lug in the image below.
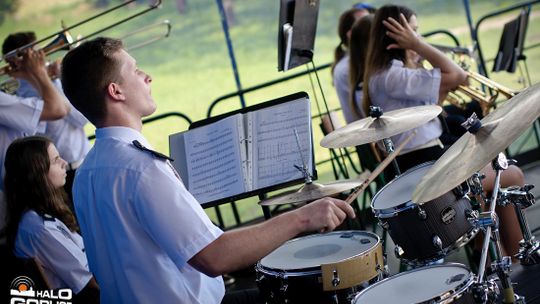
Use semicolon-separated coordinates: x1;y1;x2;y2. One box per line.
432;235;443;250
255;273;265;283
331;269;341;287
378;220;389;230
417;207;427;220
279;276;289;293
394;245;404;259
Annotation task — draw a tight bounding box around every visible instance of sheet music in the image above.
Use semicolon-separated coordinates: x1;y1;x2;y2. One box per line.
251;98;312;189
184;114;246;204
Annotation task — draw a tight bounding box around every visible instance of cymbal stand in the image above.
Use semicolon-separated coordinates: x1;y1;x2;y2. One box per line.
293;128;313;184
369;106;401;175
467;153;524;304
499;184;540;265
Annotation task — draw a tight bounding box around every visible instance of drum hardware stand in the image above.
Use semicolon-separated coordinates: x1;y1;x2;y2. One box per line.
369;106;402;175
466;153;524;304
293;128;313;184
498;184;540;265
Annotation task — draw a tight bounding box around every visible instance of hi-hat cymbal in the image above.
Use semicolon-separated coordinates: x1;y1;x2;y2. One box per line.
413;83;540;204
321;105;442;148
259;172;370;206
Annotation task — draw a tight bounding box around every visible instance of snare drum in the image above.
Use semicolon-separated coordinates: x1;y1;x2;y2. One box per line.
256;231;384;304
372;162;477;264
353;263;476;304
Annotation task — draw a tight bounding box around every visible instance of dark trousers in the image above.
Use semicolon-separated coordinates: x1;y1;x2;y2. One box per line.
383;145;446;181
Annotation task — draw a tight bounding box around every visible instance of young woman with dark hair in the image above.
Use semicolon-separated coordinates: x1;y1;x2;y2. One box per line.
3;136;98;301
332;5;375;124
346;14;373;121
363;4;525;258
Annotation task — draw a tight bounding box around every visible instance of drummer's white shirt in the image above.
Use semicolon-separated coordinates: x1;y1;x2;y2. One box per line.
73;127;224;304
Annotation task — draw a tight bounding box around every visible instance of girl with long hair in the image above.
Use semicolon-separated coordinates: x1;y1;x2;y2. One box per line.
3;136;98;300
332;4;375;124
363;4;525;259
347;14;373;122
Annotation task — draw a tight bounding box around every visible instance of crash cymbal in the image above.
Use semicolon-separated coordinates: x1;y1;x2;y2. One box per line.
259;172;370;206
413;83;540;204
321;105;442;148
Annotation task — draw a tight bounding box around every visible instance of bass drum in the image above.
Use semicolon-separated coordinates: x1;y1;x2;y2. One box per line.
256;231;384;304
353;263;477;304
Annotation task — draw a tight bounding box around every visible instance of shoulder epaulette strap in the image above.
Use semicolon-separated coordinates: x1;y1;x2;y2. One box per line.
41;214;55;222
132;140;174;161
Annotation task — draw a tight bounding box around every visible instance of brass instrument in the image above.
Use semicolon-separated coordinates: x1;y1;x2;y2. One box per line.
0;0;162;76
0;18;171;95
124;20;172;51
446;71;518;116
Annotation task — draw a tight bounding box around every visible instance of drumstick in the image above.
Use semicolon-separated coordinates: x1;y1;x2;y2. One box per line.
345;131;417;204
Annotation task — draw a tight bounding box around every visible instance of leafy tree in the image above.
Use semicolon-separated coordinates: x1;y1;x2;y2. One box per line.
0;0;19;25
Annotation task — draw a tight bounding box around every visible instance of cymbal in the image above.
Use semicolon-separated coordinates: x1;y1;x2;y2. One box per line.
259;172;370;206
321;105;442;148
413;83;540;204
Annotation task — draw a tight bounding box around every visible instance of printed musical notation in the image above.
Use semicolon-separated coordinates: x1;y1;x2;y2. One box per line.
169;95;312;205
184;115;245;203
252;99;312;189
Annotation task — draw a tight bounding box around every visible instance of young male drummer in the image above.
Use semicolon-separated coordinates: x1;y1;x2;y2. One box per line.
61;37;355;304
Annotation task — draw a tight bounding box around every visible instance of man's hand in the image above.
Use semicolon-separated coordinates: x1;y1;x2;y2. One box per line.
7;48;48;82
294;197;355;233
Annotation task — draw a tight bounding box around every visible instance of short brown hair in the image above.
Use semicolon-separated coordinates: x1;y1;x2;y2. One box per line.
61;37;124;126
2;31;37;55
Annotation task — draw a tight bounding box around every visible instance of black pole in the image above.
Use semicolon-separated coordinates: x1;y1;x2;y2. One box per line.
215;0;246;108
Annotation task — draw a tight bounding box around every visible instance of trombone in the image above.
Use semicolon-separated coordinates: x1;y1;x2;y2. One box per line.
0;18;172;94
0;0;162;76
124;20;171;51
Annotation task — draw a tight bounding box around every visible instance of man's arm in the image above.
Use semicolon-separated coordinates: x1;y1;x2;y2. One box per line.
9;49;69;120
189;197;355;277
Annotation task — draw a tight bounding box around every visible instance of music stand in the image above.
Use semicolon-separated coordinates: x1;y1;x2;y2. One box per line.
277;0;320;71
492;8;529;73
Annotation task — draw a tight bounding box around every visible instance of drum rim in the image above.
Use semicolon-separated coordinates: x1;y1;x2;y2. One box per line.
352;263;474;303
257;230;381;273
371;161;435;213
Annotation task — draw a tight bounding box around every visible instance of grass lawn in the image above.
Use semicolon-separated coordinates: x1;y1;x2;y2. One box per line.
2;0;539;227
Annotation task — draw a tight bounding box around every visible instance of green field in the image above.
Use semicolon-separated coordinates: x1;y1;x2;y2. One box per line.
2;0;539;227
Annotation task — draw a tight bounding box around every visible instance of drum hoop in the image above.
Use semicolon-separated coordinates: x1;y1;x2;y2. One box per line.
371;161;435;212
352;263;473;303
257;231;381;274
373;201;416;218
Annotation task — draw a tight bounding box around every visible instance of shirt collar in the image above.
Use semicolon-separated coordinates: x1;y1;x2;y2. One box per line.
95;127;152;149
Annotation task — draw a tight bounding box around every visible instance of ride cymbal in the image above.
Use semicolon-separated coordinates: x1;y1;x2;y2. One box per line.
413;83;540;204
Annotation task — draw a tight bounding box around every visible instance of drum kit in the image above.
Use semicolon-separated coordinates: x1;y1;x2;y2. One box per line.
256;83;540;303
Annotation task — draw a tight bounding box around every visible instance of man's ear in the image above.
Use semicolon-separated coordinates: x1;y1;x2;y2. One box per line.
107;82;125;101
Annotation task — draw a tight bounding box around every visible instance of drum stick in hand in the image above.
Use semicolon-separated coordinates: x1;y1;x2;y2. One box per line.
345;131;417;204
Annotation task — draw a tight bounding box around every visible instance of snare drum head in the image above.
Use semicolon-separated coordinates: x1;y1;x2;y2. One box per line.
353;264;471;304
372;161;434;210
260;231;379;271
